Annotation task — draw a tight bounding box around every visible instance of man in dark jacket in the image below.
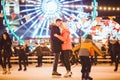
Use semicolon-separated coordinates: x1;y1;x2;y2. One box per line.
112;40;120;72
107;36;114;65
32;43;42;67
49;19;63;76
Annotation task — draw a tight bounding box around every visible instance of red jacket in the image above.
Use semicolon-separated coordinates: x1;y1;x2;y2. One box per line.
57;29;72;50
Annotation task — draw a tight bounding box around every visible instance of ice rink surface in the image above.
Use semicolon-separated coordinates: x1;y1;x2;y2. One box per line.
0;63;120;80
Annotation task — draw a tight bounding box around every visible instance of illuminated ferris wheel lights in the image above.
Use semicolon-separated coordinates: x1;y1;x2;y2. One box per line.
89;6;93;10
84;6;93;10
21;0;25;3
3;0;98;39
84;6;89;9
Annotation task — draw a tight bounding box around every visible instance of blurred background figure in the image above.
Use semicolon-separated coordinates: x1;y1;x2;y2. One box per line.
107;36;115;65
24;43;30;66
0;32;12;74
31;43;42;67
17;44;27;71
0;37;3;68
41;43;50;56
101;44;107;59
112;40;120;72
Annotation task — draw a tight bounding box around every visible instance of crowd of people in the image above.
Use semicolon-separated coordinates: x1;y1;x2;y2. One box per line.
0;32;50;74
0;18;120;80
49;18;120;80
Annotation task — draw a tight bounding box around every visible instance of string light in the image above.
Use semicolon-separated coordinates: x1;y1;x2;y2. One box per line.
85;6;120;11
97;6;120;11
99;6;102;10
103;7;107;10
108;7;111;11
116;7;120;11
112;7;115;11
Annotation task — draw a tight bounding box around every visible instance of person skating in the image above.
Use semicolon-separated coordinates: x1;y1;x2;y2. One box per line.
79;34;100;80
31;43;43;67
18;44;28;71
111;40;120;72
49;19;63;77
54;22;72;77
0;32;12;74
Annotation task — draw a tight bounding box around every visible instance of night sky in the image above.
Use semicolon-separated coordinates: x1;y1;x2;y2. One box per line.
83;0;120;23
83;0;120;6
97;0;120;7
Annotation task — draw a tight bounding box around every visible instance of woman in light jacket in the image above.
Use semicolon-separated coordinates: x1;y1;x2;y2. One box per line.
54;22;72;78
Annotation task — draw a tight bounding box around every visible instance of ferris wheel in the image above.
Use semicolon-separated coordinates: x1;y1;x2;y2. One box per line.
2;0;97;43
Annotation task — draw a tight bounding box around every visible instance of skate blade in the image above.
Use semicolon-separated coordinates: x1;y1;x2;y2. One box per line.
52;75;61;78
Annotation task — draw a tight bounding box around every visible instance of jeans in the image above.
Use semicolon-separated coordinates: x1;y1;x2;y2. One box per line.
19;57;27;69
53;52;60;72
80;56;91;73
37;55;43;66
115;54;120;70
2;56;11;68
60;50;71;71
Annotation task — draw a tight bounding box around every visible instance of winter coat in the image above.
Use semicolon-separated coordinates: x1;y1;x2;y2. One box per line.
0;36;12;57
49;24;62;53
79;39;96;56
56;29;72;50
112;41;120;55
18;47;27;60
32;45;42;56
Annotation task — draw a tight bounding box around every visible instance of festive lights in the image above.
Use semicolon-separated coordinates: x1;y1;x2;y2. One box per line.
2;0;119;41
85;6;120;11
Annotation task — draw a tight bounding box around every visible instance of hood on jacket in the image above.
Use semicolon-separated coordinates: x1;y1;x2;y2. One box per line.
49;23;56;30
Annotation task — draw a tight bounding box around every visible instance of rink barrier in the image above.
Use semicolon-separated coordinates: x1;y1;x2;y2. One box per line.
10;55;111;63
10;56;54;63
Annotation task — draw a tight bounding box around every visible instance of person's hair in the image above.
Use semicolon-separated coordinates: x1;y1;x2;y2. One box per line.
56;18;62;22
86;34;92;40
2;32;11;40
35;42;38;45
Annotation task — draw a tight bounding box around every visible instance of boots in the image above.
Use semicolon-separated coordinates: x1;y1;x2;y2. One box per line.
2;68;7;74
82;73;86;80
114;68;118;72
64;71;72;78
114;64;118;72
86;72;93;80
7;68;11;74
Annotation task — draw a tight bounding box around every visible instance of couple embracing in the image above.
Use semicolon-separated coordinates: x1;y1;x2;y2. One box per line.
50;18;72;78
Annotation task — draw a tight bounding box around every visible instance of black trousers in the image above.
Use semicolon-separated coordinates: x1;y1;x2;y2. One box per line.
53;52;60;72
115;54;120;70
0;53;2;66
109;51;115;63
19;57;27;69
80;56;91;73
60;50;71;71
2;55;11;69
37;55;43;66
